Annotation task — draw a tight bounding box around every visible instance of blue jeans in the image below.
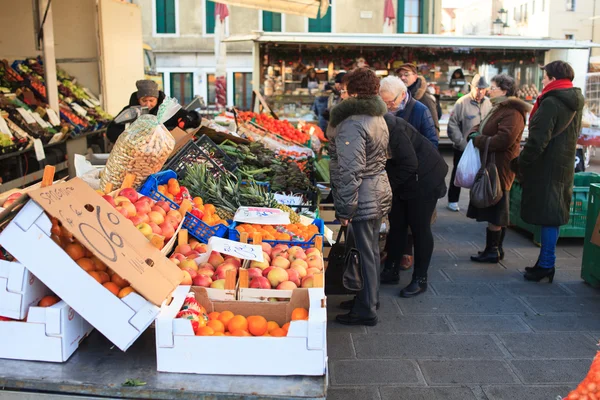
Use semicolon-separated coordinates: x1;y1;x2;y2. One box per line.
538;226;559;268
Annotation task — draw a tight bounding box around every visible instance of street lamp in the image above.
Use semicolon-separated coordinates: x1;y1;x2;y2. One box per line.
493;18;505;35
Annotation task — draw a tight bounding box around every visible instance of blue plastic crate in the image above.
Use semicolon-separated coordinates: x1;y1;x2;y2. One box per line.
139;170;230;244
228;219;325;250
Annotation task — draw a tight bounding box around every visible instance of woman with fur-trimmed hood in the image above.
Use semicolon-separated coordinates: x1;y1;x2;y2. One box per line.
467;74;532;265
327;68;392;327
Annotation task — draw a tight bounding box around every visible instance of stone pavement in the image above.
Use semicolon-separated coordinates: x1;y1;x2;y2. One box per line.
326;153;600;400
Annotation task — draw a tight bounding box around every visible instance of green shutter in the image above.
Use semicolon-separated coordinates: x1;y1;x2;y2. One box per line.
397;0;405;33
206;0;216;34
308;1;331;33
420;0;428;33
156;0;165;33
156;0;176;34
263;11;282;32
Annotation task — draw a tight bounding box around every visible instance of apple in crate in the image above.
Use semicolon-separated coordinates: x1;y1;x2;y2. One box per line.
267;267;288;288
179;259;198;272
151;205;167;217
277;281;297;290
101;195;116;207
197;267;214;278
247;268;263;280
261;242;272;257
215;263;236;280
159;222;175;239
136;223;153;237
307;253;323;271
223;256;242;269
301;275;315;288
118;188;139;203
272;256;290;270
156;200;172;214
249;276;271;289
210;279;226;289
288;246;307;262
306;267;321;276
250;259;269;271
193;274;212;287
208;251;225;268
182;268;198;279
262;266;275;278
198;263;215;272
306;248;321;257
134;200;152;215
149;222;162;235
175;244;193;257
181;270;193;285
286;268;301;287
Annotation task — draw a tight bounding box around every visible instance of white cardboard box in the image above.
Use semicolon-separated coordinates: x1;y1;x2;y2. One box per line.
156;286;327;376
0;179;184;351
0;300;93;362
0;260;51;320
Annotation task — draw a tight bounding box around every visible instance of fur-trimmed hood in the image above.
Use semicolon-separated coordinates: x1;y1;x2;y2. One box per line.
413;76;429;101
495;96;533;118
329;96;388;128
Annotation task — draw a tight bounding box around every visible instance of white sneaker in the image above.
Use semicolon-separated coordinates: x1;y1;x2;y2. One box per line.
447;202;460;212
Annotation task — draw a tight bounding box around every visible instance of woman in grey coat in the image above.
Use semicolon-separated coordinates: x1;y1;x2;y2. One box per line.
328;68;393;326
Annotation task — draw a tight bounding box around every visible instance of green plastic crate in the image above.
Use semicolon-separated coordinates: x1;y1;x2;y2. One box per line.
509;179;594;245
582;184;600;287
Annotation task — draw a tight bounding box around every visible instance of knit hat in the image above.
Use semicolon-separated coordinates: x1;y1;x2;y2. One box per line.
397;63;418;75
136;80;159;99
472;74;489;89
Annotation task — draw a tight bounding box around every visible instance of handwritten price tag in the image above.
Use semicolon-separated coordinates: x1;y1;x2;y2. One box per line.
233;207;291;225
208;237;264;262
273;193;304;206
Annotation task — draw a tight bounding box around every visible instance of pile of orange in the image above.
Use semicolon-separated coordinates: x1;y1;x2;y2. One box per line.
193;308;309;337
196;202;227;227
235;224;319;241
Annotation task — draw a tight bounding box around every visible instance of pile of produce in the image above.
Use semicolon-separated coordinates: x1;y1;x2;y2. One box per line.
235;223;319;242
175;292;308;337
237;111;309;144
218;140;316;194
562;350;600;399
170;243;240;290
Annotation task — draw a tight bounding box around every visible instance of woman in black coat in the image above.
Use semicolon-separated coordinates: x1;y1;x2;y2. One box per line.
381;114;448;297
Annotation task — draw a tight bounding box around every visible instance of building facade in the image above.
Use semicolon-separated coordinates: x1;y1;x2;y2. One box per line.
134;0;441;108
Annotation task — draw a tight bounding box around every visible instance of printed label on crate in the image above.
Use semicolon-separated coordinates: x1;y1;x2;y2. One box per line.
208;237;264;262
31;112;51;129
46;109;61;126
17;108;36;125
274;193;304;206
233;207;291;225
70;103;88;117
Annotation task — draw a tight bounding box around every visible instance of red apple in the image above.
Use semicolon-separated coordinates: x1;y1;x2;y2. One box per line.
179;259;198;272
197;267;215;278
129;216;144;226
148;211;165;225
261;242;273;257
164;215;179;228
215;263;237;280
271;256;291;270
180;270;193;285
159;222;175;239
249;276;271;289
156;200;172;214
151;205;167;217
262;266;275;278
134;201;152;215
102;195;116;207
247;268;263;280
149;222;162;235
175;244;193;256
167;209;183;223
136;195;153;205
286;268;301;287
182;267;198;279
277;281;297;290
192;274;212;287
208;251;225;268
198;263;215;272
267;267;288;287
118;188;138;203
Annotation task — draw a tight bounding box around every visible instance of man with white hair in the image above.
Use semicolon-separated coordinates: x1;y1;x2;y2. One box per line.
379;76;438;147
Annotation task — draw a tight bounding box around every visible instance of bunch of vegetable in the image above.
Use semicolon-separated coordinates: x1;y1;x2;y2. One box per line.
235;111;309;144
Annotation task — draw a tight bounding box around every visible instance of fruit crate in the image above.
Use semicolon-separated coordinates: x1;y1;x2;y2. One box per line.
139;170;230;244
509;179;594;245
163;135;238;180
228;219;325;251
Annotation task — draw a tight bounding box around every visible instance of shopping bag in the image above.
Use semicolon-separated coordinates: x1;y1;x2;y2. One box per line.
454;140;481;188
470;137;503;208
342;247;363;291
325;226;356;295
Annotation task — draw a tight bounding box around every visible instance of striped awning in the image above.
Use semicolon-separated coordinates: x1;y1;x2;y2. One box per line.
206;0;329;18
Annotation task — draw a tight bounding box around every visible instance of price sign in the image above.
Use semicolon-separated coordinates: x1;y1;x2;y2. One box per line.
28;178;183;306
208;237;264;262
233;206;291;225
71;103;88;117
31;112;51;129
33;139;46;161
46;109;61;126
0;115;12;137
82;99;95;108
274;193;304;206
17;108;36;125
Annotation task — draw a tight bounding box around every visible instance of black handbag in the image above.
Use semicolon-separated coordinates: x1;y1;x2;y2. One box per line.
324;226;363;295
470;137;503;208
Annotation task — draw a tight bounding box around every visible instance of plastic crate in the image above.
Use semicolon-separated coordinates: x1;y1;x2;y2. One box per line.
582;184;600;287
509;180;591;245
139;170;230;244
163;135;238;180
228;219;325;250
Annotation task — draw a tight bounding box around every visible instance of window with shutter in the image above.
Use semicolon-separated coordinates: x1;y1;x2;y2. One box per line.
263;11;282;32
308;1;332;33
205;0;216;34
155;0;177;34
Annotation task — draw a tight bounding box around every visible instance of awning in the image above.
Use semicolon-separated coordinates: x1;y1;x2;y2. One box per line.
207;0;328;18
224;32;600;50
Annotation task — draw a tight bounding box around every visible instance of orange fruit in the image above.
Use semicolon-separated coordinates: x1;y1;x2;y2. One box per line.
111;273;129;289
231;329;251;337
282;322;290;333
208;311;221;321
267;321;280;333
224;332;231;336
106;268;116;277
103;282;120;296
291;308;309;321
218;311;235;329
228;315;248;333
213;332;225;336
90;256;107;272
38;295;60;307
248;315;268;336
88;271;103;283
76;258;96;272
196;326;215;336
96;271;110;284
207;319;225;334
65;243;85;261
196;318;207;328
236;226;246;233
118;286;136;299
270;328;287;337
204;204;216;214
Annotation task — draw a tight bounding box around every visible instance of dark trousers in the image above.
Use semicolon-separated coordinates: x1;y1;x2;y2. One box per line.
347;218;382;318
385;197;437;278
448;149;464;203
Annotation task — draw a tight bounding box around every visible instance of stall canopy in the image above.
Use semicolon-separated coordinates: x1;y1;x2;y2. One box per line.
207;0;328;18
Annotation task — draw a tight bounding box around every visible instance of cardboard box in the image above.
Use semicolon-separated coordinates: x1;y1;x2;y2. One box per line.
238;268;324;302
0;300;93;362
0;178;184;351
156;286;327;376
0;260;51;320
169;127;199;157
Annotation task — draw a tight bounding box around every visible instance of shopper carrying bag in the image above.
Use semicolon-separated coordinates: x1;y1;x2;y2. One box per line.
470;137;503;208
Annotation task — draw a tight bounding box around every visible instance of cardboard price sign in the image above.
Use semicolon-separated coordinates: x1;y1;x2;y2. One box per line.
28;178;183;306
208;236;264;262
233;207;291;225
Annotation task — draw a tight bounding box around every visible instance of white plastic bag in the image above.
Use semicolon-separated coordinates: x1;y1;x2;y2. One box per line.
454;140;481;188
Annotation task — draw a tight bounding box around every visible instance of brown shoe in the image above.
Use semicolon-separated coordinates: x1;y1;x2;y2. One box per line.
399;255;413;270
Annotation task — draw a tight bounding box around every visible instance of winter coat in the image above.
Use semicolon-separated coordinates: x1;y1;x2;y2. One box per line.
408;76;440;133
384;114;448;200
395;96;438;148
448;94;492;151
328;96;393;222
106;91;201;143
312;95;330;133
510;87;585;226
472;97;532;192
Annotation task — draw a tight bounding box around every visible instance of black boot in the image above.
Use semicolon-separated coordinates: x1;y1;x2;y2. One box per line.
524;266;555;283
380;259;400;284
471;228;501;263
479;227;506;260
400;276;428;298
339;297;380;310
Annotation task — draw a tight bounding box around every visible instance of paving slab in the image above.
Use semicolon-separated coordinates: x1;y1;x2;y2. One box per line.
493;282;571;296
326;386;381;400
326;320;367;334
561;282;600;296
330;360;422;386
353;333;504;359
366;315;452;334
379;386;478;399
498;333;598;358
448;315;532;333
523;296;600;314
418;360;518;385
482;385;574;400
429;282;498;296
327;332;356;359
521;315;600;332
509;359;591;384
397;296;530;315
442;267;524;283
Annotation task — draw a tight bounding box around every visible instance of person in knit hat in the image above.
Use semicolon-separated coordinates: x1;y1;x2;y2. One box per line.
106;79;202;143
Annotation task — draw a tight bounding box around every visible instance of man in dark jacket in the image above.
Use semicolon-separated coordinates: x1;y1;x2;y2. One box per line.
380;76;438;147
397;63;440;135
381;114;448;297
106;80;202;144
511;61;584;283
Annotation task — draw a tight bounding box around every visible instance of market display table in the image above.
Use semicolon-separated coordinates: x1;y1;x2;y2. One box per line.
0;330;327;400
